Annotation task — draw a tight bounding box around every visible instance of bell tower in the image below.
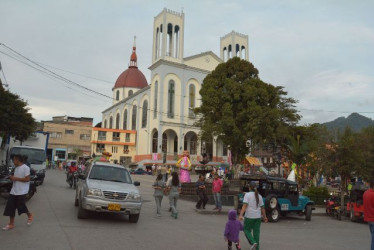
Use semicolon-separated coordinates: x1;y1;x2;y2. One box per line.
220;31;249;62
152;8;185;64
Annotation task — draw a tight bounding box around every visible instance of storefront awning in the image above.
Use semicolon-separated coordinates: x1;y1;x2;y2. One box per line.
245;156;262;166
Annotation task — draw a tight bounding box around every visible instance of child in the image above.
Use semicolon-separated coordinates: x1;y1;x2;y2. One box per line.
224;209;243;250
152;174;165;217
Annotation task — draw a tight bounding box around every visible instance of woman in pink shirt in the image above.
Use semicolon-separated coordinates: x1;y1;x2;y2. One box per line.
212;174;223;212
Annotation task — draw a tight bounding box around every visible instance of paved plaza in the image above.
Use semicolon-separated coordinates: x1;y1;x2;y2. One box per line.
0;170;370;250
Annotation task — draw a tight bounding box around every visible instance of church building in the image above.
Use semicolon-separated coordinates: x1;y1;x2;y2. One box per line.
91;8;249;166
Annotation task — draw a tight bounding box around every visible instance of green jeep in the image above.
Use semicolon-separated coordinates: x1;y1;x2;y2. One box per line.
237;174;315;222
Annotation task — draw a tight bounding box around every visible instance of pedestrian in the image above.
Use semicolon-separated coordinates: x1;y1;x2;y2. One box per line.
212;173;223;212
152;173;165;217
224;209;243;250
364;179;374;250
239;181;268;250
152;164;156;176
195;174;208;209
167;172;181;219
2;154;33;230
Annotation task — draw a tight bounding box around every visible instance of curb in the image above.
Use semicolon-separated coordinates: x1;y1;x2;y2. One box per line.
194;208;327;216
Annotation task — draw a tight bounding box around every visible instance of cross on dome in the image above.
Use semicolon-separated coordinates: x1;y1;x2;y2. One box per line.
130;36;137;67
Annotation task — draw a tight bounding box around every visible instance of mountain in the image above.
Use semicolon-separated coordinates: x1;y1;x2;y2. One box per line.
323;113;374;132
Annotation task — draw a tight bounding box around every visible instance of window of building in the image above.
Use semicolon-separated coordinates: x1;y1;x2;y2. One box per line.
116;90;120;100
125;133;130;142
154;81;158;118
120;156;132;165
80;134;90;140
109;116;113;129
116;113;120;129
123;145;129;154
189;84;196;118
98;131;106;140
96;144;105;153
167;80;175;118
55;150;66;159
112;132;120;141
112;146;118;153
65;129;74;134
142;100;148;128
128;90;133;96
50;132;62;138
132;105;137;130
123;109;128;130
104;119;107;128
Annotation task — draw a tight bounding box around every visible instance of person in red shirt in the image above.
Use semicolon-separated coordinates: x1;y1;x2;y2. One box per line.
364;180;374;250
66;161;78;181
212;174;223;212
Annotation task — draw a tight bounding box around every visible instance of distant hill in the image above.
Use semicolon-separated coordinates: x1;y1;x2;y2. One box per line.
323;113;374;132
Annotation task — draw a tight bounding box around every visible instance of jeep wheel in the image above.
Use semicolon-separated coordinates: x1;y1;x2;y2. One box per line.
266;195;278;210
350;206;357;222
267;207;280;222
305;205;312;221
129;214;139;223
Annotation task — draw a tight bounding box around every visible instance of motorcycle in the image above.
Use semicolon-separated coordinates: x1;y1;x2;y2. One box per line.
0;169;38;202
325;196;338;216
67;170;79;189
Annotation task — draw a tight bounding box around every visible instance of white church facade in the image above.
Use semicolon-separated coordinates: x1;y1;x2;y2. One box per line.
94;8;249;166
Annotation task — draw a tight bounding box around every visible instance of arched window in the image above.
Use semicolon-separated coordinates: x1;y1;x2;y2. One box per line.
123;109;128;130
189;84;195;117
128;90;133;97
152;131;158;153
115;113;120;129
167;80;175;118
109;116;113;129
116;90;120;101
104;119;107;128
154;81;158;118
142;100;148;128
132;105;137;130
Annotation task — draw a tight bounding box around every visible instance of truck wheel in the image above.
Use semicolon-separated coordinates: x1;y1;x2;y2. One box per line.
305;205;312;221
267;207;280;222
266;195;278;210
129;214;139;223
350;206;357;222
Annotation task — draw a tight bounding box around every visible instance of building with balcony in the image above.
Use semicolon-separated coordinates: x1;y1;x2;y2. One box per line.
90;125;136;165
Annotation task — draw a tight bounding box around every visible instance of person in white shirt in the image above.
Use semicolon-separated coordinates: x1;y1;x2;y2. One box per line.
3;154;33;230
239;181;267;250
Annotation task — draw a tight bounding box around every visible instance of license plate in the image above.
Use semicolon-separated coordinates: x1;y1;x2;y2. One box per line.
108;203;121;211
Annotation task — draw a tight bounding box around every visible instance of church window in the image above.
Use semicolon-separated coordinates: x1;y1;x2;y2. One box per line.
132;105;137;130
128;90;133;97
109;116;113;129
103;119;107;129
116;91;120;101
142;100;148;128
154;81;158;118
189;84;195;117
167;80;175;118
123;109;128;130
115;113;120;129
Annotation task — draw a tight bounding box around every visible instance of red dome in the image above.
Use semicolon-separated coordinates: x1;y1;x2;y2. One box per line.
113;66;148;89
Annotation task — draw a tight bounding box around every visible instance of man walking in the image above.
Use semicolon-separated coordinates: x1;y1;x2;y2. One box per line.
212;174;223;212
195;174;208;209
364;180;374;250
3;154;33;230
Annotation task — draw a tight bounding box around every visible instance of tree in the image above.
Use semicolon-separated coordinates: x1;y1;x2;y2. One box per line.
195;57;300;165
0;81;36;145
355;126;374;182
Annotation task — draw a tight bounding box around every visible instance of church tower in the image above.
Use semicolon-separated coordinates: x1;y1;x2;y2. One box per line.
152;8;185;64
220;31;249;62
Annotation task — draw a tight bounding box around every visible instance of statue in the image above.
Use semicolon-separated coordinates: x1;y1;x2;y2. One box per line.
176;150;192;183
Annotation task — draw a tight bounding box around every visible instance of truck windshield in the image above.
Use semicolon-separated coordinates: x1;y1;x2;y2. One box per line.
10;148;46;164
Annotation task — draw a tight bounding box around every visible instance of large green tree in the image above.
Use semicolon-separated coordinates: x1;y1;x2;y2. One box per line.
195;57;300;164
0;81;36;144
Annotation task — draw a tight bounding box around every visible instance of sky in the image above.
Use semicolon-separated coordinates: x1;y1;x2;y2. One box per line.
1;0;373;126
